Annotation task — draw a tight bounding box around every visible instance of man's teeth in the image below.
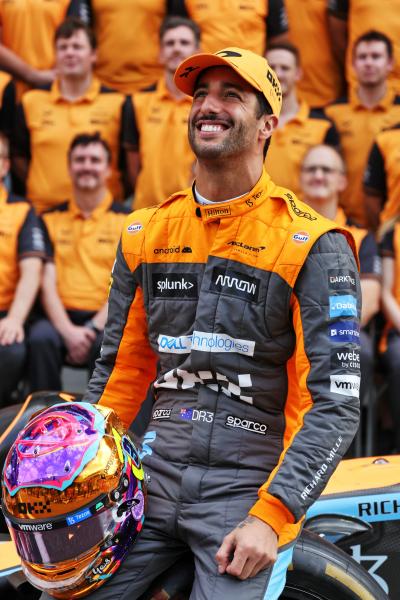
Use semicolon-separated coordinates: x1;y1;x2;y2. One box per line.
201;124;224;132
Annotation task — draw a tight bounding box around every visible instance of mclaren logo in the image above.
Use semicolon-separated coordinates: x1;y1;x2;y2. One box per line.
227;241;266;253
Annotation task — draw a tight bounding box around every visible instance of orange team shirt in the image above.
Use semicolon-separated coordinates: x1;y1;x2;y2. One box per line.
16;77;135;213
325;87;400;226
0;0;79;99
328;0;400;92
88;0;167;94
41;190;130;311
0;184;45;312
363;124;400;226
182;0;288;55
265;101;339;197
286;0;342;107
128;79;194;209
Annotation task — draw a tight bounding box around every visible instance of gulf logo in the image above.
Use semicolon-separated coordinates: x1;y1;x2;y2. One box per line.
292;231;310;244
127;222;143;234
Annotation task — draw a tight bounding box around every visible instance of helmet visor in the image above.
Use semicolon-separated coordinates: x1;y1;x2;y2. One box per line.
7;505;116;565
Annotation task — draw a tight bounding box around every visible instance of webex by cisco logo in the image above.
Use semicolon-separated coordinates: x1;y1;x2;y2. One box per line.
210;267;260;302
152;273;197;298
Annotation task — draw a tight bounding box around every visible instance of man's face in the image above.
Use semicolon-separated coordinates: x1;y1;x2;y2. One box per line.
265;48;300;97
69;143;110;192
56;30;96;78
160;25;199;74
300;146;346;203
353;40;393;86
188;66;275;160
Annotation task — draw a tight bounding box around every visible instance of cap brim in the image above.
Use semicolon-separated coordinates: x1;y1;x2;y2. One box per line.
174;52;263;98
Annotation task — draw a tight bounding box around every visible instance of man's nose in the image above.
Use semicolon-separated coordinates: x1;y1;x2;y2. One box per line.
199;93;222;114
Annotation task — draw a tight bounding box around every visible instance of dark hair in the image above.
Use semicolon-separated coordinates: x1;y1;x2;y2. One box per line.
266;41;300;66
68;132;112;163
353;30;393;59
159;15;201;45
55;17;97;50
255;91;274;159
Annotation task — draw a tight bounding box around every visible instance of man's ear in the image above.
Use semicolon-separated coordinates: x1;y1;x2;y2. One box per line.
259;114;278;141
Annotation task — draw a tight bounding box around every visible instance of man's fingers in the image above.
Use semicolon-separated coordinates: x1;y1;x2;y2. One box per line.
215;533;235;574
233;555;259;580
84;328;97;342
225;545;248;578
15;327;24;344
249;555;275;579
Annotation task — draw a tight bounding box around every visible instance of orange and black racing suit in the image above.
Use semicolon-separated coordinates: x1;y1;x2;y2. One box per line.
83;169;360;600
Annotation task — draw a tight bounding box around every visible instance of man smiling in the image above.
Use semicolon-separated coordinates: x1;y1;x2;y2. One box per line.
40;48;361;600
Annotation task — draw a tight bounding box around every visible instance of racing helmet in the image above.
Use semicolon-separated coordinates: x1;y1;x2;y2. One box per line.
1;402;146;599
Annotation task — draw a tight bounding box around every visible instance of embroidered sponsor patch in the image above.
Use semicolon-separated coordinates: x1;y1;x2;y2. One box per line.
331;348;360;371
152;274;197;298
179;408;214;423
330;374;360;398
127;222;143;234
329;295;357;318
329;321;360;343
157;334;192;354
210;267;260;302
225;415;268;435
152;408;172;420
328;269;356;292
292;231;310;244
191;331;255;356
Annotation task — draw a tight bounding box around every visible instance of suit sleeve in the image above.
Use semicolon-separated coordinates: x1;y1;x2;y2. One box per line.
250;231;360;533
18;207;46;259
83;240;158;428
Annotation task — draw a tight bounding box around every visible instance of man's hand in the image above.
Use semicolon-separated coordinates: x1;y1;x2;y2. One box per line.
215;515;278;580
0;316;24;345
63;325;96;365
27;68;55;87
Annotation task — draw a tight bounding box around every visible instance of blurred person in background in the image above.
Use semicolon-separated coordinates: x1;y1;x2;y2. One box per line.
363;122;400;231
177;0;288;55
286;0;343;108
328;0;400;93
0;132;44;406
380;215;400;453
326;30;400;227
0;0;82;97
300;144;381;410
126;16;200;209
13;17;136;214
28;132;130;392
75;0;185;93
265;42;339;196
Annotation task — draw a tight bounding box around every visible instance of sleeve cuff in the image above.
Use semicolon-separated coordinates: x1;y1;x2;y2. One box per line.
249;492;295;536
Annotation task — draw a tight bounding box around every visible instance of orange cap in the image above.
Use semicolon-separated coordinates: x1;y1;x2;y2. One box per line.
174;47;282;118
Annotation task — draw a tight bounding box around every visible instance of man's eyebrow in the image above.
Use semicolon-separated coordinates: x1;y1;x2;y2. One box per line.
194;81;246;92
